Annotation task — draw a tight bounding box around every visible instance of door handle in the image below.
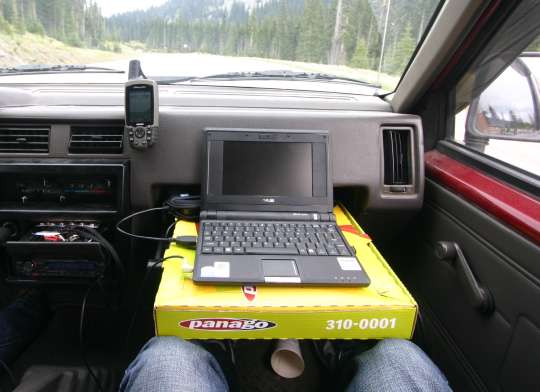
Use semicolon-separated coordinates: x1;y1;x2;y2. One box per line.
435;241;494;314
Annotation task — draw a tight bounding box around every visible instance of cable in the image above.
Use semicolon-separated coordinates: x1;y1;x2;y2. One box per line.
116;206;198;247
123;255;184;352
79;282;106;392
73;226;126;284
0;359;16;390
166;221;176;237
165;194;201;222
151;220;176;263
116;206;172;242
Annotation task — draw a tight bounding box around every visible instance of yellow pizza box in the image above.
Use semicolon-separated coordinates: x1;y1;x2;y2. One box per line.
154;205;417;339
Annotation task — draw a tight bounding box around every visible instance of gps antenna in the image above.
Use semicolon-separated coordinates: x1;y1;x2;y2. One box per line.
128;60;146;80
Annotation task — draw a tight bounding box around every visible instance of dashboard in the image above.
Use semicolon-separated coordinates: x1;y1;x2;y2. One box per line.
0;84;424;211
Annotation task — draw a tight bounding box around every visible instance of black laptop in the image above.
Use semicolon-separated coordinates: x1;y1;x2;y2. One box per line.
193;128;370;286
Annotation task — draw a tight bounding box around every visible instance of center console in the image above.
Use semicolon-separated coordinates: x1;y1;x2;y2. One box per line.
0;160;129;285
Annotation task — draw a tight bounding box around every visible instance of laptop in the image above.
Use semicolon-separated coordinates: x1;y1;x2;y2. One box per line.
193;128;370;286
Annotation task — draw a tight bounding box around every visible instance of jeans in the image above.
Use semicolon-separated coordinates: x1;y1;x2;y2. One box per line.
0;291;49;364
120;337;451;392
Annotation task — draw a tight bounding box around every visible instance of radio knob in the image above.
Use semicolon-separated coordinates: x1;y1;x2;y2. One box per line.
22;261;34;274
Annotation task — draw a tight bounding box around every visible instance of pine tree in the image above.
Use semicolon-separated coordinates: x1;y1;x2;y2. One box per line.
349;38;368;69
296;0;327;63
386;23;415;75
2;0;18;24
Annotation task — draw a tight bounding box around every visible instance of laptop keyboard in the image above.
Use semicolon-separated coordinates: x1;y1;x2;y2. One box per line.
200;221;351;256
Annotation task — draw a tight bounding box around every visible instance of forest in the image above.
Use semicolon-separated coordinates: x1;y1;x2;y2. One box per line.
0;0;440;76
0;0;107;48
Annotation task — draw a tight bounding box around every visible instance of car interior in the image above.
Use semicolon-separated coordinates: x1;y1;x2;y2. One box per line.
0;1;539;391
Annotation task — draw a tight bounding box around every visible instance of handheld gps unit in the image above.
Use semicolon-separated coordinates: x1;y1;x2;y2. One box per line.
125;79;159;150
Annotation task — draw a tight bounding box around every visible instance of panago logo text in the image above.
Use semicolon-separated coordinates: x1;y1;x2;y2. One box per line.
179;318;276;331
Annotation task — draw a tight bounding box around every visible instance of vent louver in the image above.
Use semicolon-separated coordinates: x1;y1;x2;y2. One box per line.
69;126;124;154
382;127;412;186
0;126;50;153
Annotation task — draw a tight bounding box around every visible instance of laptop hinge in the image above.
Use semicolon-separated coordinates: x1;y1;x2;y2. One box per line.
201;211;334;221
200;210;218;220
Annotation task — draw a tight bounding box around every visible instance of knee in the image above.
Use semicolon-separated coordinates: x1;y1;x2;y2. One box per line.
122;337;216;389
347;339;450;392
138;336;210;370
372;339;432;366
369;339;446;382
373;338;425;362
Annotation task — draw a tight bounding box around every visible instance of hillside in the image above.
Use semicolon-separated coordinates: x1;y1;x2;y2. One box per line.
0;31;135;68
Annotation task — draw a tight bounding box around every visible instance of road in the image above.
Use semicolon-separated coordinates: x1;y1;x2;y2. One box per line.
95;52;309;77
91;52;384;94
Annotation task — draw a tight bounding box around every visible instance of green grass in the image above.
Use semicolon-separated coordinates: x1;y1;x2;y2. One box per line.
0;31;135;68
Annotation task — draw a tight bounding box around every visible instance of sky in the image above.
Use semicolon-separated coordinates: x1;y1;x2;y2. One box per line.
92;0;169;17
92;0;261;17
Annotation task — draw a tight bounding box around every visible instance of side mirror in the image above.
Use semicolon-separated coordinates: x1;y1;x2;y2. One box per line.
465;55;540;151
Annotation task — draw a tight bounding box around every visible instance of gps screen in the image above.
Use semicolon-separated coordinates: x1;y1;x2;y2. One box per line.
127;86;153;125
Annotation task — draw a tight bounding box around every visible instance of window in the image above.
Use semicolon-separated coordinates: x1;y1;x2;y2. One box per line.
450;3;540;177
0;0;443;94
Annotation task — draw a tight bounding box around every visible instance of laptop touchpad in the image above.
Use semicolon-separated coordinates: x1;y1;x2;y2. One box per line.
262;259;298;277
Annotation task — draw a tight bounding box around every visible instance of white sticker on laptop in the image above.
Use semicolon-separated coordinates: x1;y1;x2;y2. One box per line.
337;257;362;271
200;261;230;278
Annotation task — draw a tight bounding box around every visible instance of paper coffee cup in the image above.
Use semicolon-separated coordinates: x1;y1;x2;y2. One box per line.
270;339;305;379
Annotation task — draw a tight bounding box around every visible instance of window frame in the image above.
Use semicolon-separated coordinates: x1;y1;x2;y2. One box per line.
430;0;540;197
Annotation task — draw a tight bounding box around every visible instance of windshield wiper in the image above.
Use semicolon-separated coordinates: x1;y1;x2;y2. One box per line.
0;64;124;76
157;70;380;88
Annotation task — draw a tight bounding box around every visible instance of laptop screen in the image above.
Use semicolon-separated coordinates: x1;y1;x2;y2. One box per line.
222;141;313;197
203;129;332;213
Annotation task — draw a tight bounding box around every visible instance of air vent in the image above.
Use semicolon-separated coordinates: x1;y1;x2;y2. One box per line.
0;126;50;153
382;127;413;188
69;126;124;154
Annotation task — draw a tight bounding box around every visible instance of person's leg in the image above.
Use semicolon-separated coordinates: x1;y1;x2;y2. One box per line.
120;336;229;392
345;339;452;392
0;290;50;364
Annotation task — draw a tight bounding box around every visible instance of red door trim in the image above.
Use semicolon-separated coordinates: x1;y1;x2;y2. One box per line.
425;150;540;244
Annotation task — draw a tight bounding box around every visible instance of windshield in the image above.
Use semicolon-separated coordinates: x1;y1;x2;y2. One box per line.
0;0;442;94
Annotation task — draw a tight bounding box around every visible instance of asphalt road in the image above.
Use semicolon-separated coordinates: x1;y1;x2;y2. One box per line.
96;52;308;77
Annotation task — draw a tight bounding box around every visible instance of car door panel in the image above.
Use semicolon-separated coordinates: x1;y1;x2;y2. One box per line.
394;153;540;392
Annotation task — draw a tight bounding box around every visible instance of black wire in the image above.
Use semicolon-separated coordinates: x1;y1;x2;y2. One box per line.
0;359;15;390
152;221;176;262
79;282;106;392
73;227;126;284
166;221;176;237
123;255;184;352
116;206;173;242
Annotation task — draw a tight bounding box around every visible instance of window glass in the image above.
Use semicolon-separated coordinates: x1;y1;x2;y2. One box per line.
0;0;443;93
452;10;540;177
